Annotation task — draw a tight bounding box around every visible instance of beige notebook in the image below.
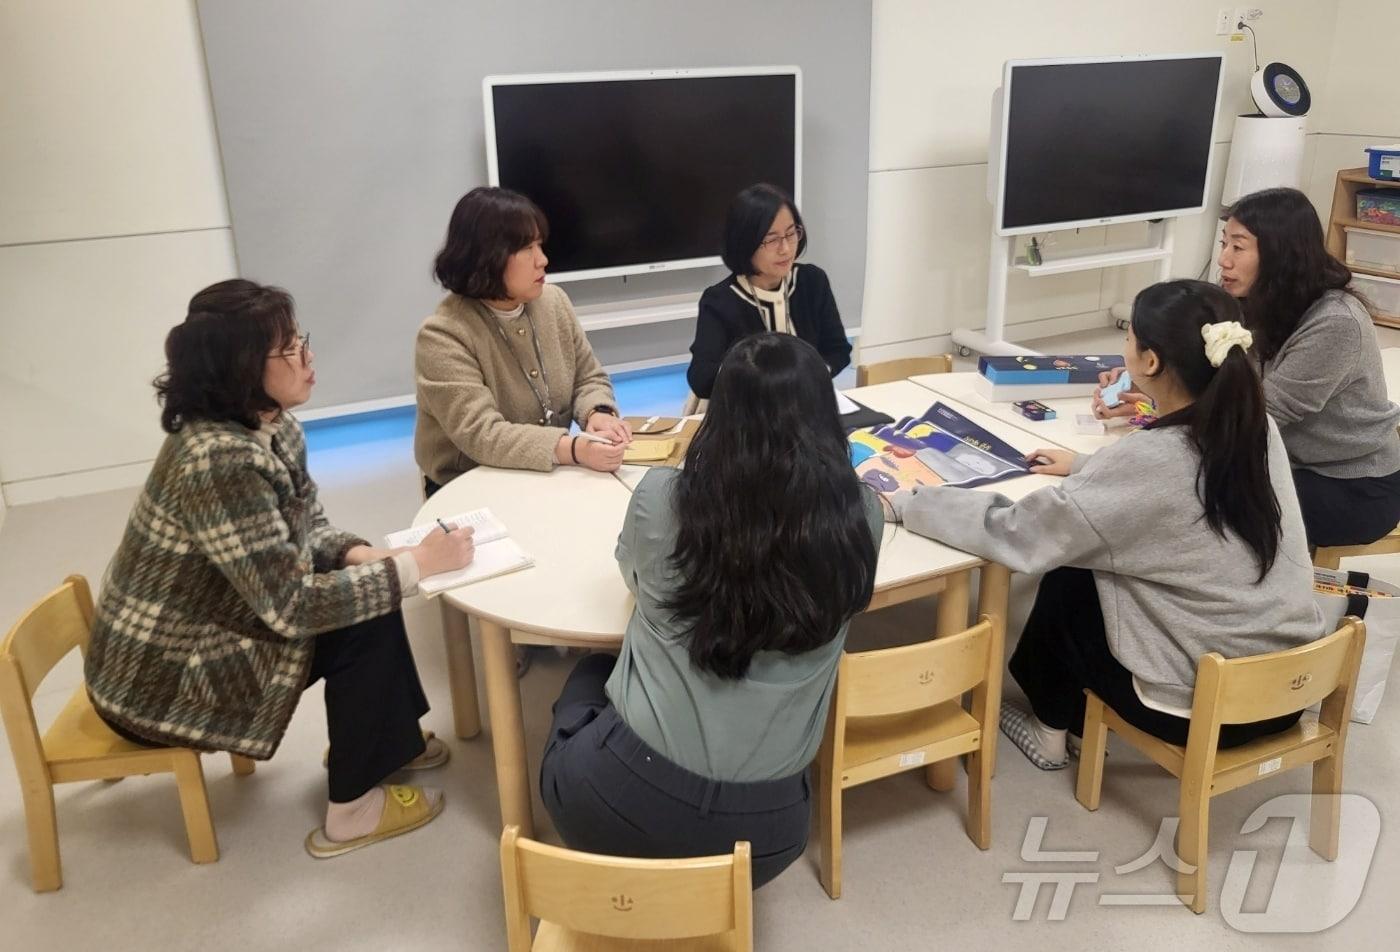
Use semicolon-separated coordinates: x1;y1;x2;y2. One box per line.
384;508;534;595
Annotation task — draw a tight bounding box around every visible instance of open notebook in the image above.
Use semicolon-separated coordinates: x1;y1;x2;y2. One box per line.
383;508;534;595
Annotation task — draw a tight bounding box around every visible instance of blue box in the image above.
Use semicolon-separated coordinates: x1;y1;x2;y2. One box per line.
978;354;1124;385
1367;145;1400;182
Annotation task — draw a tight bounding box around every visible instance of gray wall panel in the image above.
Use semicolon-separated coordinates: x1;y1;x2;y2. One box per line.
197;0;871;409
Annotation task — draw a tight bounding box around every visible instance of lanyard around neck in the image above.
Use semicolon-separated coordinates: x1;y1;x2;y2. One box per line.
485;307;554;426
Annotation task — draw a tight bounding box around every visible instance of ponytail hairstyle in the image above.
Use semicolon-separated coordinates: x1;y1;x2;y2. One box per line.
1131;280;1281;581
1223;187;1354;362
665;333;878;679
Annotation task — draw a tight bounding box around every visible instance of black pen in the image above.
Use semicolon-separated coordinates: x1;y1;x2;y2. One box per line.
436;518;452;535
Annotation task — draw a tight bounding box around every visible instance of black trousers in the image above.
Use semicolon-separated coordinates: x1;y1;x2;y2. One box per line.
1010;568;1301;749
539;654;811;889
1292;466;1400;548
309;611;430;802
101;610;429;803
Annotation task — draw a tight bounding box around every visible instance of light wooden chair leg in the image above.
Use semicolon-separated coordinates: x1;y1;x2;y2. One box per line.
817;752;842;899
1176;786;1210;914
1075;695;1108;811
965;749;991;850
441;601;482;739
171;751;219;864
1313;550;1342;571
21;781;62;892
229;754;256;777
1309;753;1343;860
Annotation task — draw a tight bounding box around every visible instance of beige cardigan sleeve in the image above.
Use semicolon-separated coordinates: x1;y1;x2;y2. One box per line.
562;301;618;426
415;320;568;472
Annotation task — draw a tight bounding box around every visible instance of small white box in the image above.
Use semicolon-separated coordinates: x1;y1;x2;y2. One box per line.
1345;227;1400;275
1353;273;1400;320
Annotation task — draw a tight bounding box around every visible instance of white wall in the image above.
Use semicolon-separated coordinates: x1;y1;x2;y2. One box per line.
0;0;236;505
1304;0;1400;218
859;0;1345;363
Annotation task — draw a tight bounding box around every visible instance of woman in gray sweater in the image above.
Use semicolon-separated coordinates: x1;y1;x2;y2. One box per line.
895;281;1325;770
1218;187;1400;547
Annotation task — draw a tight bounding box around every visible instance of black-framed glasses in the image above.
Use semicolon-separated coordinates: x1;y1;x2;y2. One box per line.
269;332;311;367
759;225;804;250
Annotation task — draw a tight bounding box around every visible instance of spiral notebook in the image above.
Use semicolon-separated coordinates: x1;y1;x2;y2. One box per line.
383;508;534;595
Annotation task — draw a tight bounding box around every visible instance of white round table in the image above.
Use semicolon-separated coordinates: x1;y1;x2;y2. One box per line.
411;380;1072;835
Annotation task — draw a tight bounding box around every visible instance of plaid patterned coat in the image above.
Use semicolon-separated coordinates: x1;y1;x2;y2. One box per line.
85;416;401;759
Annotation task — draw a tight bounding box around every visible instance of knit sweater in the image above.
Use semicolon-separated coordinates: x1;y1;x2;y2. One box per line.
1260;289;1400;479
85;416;401;759
686;263;851;400
414;285;617;485
893;419;1325;711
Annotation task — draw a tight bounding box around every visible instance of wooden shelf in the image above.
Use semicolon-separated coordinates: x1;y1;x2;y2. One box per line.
1327;169;1400;332
1338;217;1400;237
1339;169;1400;187
1350;265;1400;281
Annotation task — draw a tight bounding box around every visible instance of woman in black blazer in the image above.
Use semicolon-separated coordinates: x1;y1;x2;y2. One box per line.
686;184;851;401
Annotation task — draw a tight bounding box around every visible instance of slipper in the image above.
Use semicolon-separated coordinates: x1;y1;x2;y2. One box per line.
304;784;444;859
999;704;1068;771
322;730;450;771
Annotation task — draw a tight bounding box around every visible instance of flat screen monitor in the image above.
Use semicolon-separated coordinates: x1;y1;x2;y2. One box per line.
993;54;1224;236
484;67;801;282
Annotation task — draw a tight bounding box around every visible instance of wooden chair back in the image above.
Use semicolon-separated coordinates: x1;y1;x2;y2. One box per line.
500;826;753;950
856;355;954;387
840;619;993;719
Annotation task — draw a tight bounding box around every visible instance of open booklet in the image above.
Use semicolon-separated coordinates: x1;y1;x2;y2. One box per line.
848;402;1031;493
383;508;533;596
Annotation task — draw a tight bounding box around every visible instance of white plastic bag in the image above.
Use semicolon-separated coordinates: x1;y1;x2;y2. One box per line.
1313;568;1400;724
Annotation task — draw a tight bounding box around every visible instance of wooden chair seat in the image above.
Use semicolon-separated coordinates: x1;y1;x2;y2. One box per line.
1;575;255;891
1313;524;1400;569
1075;618;1365;914
840;703;981;787
817;617;1002;898
533;922;742;951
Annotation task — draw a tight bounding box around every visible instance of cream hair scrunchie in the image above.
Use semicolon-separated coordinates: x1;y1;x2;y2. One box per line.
1201;321;1253;368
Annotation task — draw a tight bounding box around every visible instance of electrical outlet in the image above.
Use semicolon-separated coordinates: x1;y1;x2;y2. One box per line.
1215;8;1234;35
1232;7;1248;31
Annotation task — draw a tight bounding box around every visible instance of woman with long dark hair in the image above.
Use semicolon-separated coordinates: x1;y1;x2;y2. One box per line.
896;280;1324;770
86;280;476;857
1096;188;1400;546
684;184;850;409
1218;187;1400;547
540;333;881;887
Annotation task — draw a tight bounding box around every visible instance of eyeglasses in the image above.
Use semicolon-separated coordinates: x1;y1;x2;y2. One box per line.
269;332;311;367
759;225;804;250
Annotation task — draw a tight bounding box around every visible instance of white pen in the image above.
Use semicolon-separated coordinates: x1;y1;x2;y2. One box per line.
575;431;617;446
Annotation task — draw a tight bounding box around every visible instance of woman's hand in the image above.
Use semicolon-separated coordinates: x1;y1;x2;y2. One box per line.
586;411;631;446
411;526;475;577
1025;448;1076;476
1092;367;1149;421
576;436;625;473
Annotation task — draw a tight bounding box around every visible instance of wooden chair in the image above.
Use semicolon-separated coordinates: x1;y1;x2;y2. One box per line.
816;616;1001;899
1313;524;1400;570
855;354;954;387
499;825;753;951
0;575;255;892
1075;617;1366;914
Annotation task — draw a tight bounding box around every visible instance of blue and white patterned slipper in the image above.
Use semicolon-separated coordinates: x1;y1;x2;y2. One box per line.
999;703;1068;771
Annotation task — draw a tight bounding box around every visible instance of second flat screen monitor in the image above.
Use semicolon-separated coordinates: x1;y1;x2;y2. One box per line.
999;56;1223;234
487;70;799;280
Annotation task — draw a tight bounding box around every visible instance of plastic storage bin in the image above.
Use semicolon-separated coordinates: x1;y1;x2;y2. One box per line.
1345;227;1400;274
1353;273;1400;319
1357;188;1400;226
1367;144;1400;182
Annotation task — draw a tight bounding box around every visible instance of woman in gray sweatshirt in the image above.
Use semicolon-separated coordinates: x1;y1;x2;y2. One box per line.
1219;187;1400;547
894;281;1325;770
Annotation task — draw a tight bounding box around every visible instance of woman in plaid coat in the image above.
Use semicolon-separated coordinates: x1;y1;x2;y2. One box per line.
84;280;475;858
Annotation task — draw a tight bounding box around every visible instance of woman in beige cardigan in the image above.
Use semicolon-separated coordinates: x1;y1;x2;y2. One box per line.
415;187;630;496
